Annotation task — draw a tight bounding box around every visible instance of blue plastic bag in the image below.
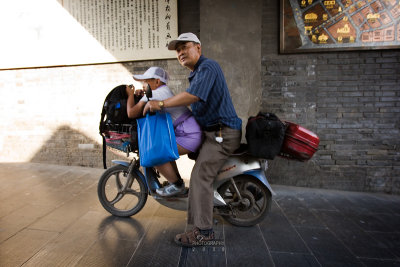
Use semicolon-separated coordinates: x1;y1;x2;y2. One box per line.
137;112;179;167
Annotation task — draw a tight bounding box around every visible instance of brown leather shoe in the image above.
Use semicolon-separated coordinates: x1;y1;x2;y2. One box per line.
174;227;217;247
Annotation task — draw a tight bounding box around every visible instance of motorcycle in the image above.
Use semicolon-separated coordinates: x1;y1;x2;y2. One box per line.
97;85;275;227
97;149;275;227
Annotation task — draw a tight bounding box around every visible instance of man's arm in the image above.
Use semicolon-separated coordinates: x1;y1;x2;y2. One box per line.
143;92;199;115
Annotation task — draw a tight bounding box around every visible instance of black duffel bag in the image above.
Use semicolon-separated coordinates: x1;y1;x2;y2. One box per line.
245;112;286;159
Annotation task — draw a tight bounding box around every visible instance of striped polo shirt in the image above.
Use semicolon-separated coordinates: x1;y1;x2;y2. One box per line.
186;55;242;130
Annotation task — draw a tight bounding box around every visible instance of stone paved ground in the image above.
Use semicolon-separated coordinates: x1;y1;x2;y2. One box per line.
0;162;399;267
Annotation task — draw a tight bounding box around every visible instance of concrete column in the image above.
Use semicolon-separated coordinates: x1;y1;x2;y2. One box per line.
200;0;262;134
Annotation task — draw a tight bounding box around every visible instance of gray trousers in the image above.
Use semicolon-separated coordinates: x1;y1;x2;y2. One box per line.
187;127;241;229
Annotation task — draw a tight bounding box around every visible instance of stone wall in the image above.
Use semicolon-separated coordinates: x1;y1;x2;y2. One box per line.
200;0;262;136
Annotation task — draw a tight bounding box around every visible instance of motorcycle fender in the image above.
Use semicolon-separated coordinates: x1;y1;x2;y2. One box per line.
111;160;148;191
243;169;276;196
216;155;261;180
111;160;130;167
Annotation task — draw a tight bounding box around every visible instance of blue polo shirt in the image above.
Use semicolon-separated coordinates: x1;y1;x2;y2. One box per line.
186;55;242;130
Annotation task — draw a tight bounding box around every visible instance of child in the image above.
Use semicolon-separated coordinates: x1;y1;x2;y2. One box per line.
126;67;203;196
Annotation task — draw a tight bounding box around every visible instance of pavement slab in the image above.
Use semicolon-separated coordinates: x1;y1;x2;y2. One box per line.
0;163;399;267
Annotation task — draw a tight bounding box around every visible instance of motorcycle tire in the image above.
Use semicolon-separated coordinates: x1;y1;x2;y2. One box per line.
218;175;272;227
97;164;148;217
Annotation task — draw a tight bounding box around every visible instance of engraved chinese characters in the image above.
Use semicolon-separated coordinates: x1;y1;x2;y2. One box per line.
62;0;177;60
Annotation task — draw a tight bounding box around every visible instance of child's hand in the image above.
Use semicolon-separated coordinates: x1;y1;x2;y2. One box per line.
135;89;144;97
126;84;135;95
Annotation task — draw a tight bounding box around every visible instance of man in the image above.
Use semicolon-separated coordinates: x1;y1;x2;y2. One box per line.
143;33;242;247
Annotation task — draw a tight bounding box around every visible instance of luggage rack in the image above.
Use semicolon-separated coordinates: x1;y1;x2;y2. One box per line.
105;123;134;133
278;152;307;161
104;123;138;154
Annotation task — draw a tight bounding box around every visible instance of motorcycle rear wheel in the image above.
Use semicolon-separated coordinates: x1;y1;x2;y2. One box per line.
97;164;148;217
218;175;271;227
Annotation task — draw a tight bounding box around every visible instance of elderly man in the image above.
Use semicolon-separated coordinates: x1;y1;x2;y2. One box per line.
144;33;241;247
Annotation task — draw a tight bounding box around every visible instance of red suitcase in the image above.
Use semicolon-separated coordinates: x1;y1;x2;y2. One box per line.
279;122;319;161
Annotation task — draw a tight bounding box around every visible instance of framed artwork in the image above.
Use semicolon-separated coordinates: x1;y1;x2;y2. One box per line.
280;0;400;53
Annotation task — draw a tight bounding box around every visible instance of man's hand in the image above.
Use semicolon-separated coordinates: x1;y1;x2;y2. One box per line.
143;100;161;115
142;92;199;115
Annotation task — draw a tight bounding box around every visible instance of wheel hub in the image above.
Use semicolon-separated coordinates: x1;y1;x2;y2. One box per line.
234;190;255;212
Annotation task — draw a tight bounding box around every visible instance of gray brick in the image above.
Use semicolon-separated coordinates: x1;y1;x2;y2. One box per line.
376;57;398;63
377;68;397;75
381;96;400;102
342;92;363;97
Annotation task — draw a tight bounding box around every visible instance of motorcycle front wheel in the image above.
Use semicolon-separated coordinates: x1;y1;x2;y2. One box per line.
218;175;272;227
97;164;148;217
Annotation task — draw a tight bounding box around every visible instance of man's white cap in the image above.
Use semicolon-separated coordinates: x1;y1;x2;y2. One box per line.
132;67;169;84
167;32;201;50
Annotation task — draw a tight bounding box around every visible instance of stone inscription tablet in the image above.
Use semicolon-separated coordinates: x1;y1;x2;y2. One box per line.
0;0;178;69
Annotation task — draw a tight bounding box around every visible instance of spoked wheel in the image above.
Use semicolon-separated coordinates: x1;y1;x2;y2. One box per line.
97;164;148;217
218;175;271;226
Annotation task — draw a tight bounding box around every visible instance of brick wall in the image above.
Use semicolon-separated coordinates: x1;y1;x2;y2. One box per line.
262;0;400;194
0;60;190;168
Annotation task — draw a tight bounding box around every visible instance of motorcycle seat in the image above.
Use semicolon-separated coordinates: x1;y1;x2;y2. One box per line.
231;143;249;155
187;143;249;161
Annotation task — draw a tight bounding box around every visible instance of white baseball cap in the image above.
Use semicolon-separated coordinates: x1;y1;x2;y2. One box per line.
132;67;169;84
167;32;201;50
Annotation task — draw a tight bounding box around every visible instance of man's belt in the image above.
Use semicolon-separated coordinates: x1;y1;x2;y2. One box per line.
203;123;225;132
